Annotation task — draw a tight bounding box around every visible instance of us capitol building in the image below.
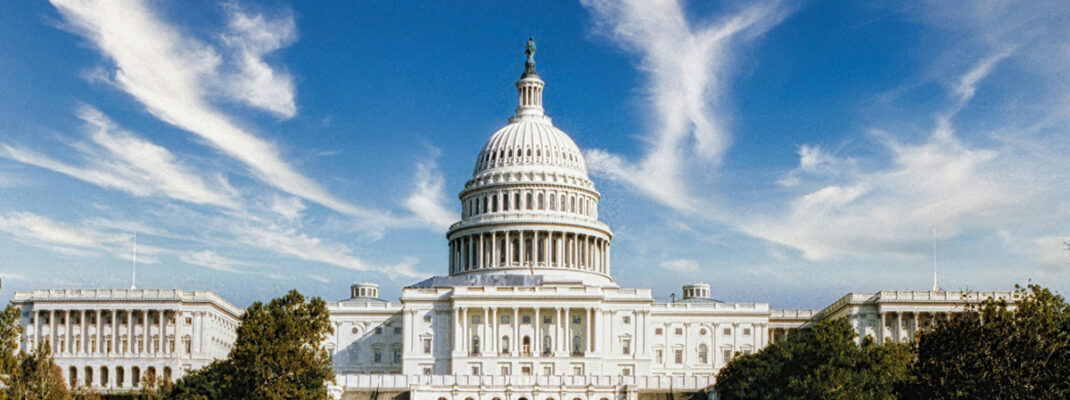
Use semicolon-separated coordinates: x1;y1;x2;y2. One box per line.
12;40;1015;399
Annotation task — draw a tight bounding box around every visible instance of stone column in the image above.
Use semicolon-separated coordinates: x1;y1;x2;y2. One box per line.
711;322;719;366
489;307;497;354
453;307;461;354
512;307;520;357
112;310;119;354
477;233;484;270
879;312;887;344
50;310;58;354
585;307;592;354
62;310;69;355
144;309;151;354
554;307;562;353
534;308;541;355
128;310;135;354
481;307;488;356
505;231;511;266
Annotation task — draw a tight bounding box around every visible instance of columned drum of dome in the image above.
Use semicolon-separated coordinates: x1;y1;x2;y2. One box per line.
445;39;614;286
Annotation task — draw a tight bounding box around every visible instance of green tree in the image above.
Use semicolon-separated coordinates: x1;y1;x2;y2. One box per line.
715;318;912;400
163;360;228;400
900;284;1070;399
0;279;19;400
164;290;334;400
225;289;334;400
6;341;70;400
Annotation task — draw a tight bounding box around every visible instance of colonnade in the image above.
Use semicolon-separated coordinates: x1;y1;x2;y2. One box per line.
449;231;609;275
876;310;958;343
29;309;207;357
461;188;597;220
452;306;598;358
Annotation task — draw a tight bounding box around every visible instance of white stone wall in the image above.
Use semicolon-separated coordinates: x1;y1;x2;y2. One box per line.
12;289;240;392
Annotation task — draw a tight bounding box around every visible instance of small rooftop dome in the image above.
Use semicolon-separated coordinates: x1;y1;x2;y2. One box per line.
350;283;379;299
682;283;711;300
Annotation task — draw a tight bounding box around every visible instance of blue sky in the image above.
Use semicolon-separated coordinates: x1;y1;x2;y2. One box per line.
1;0;1068;309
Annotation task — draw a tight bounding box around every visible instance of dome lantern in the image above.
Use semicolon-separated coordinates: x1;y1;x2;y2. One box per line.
512;37;546;121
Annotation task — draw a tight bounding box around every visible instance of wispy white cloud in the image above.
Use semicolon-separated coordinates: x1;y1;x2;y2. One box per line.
740;53;1061;262
233;222;424;279
218;4;298;117
0;211;141;260
582;0;790;212
49;0;377;218
402;151;457;231
659;258;699;273
1;106;237;208
179;250;244;273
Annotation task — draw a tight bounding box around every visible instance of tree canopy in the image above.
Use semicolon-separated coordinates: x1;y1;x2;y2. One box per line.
166;289;334;400
901;284;1070;399
715;318;912;400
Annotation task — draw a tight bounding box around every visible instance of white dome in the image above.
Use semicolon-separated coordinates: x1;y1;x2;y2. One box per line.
446;39;613;287
474;118;587;176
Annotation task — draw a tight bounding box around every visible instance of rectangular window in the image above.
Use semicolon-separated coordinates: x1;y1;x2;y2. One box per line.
655;328;663;335
375;327;383;334
622;367;632;376
471;365;481;375
723;328;731;336
572;365;583;375
521;366;531;375
423;367;432;376
502;315;510;323
472;316;481;324
655;349;664;364
394;327;402;334
522;316;531;324
622;339;631;355
743;328;751;336
543;365;553;375
185;317;192;325
393;349;401;363
423;315;432;322
374;349;382;363
674;328;683;335
501;365;510;375
423;338;432;354
543;316;552;324
674;349;683;364
723;349;733;363
572;316;581;324
622;316;631;324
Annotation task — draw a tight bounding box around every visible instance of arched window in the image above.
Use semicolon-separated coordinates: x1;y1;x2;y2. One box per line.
543;335;552;354
116;366;125;387
570;196;576;213
514;193;521;210
560;194;566;211
526;149;531;157
538;193;544;210
536;149;541;157
85;366;93;388
526;193;533;210
699;344;709;364
522;336;531;354
501;336;510;353
69;367;77;387
132;366;141;388
503;194;510;211
549;193;556;211
100;366;109;387
492;196;498;212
